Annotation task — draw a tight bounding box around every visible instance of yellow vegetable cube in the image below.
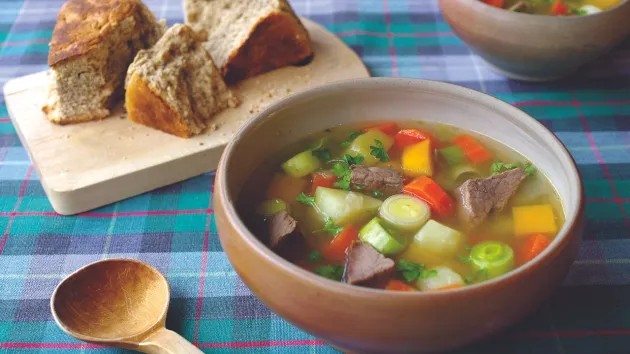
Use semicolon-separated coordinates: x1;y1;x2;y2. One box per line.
512;204;557;236
402;140;433;177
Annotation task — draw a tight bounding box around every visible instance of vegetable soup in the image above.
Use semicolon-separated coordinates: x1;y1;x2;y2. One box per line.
239;122;564;292
481;0;622;15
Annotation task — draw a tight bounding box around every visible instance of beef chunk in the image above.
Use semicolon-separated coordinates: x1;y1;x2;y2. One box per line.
267;211;302;257
343;241;395;288
350;165;403;194
455;168;527;228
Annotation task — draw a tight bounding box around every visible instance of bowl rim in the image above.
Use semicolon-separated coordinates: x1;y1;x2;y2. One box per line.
457;0;629;20
217;77;584;297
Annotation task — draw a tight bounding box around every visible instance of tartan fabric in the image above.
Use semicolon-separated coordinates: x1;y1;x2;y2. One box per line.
0;0;629;353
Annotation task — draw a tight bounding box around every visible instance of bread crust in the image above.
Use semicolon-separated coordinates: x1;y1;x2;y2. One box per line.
222;12;313;84
125;74;194;138
48;0;147;67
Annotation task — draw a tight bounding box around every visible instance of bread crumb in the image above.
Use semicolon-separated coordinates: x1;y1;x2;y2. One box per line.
199;142;205;146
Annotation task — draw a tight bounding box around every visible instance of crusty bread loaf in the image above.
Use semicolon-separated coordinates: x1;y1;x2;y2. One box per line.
125;24;239;138
184;0;313;84
43;0;166;124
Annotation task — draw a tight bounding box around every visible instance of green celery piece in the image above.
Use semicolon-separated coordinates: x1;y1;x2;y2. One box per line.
256;199;289;217
359;217;405;255
439;146;467;166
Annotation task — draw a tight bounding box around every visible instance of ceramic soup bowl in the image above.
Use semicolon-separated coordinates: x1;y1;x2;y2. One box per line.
439;0;630;81
214;78;584;353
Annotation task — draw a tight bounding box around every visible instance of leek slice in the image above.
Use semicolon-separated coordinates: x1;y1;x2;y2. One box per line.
379;194;430;233
470;241;514;280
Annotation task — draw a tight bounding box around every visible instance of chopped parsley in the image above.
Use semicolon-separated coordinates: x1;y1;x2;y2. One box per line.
372;190;383;198
348;131;364;140
312;148;331;160
339;130;364;148
458;255;473;265
396;260;437;283
330;154;364;191
344;153;364;166
296;192;315;207
491;161;536;176
523;162;536;176
490;162;519;175
308;251;323;264
314;265;344;281
464;268;489;285
370;140;390;162
322;218;344;236
571;8;588;15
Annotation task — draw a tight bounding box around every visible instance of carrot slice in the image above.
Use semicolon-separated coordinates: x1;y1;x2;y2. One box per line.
363;123;400;136
551;0;568;15
385;280;416;292
453;135;492;164
429;284;463;292
402;176;454;217
322;225;359;264
518;233;551;265
482;0;505;7
394;129;435;151
310;171;338;195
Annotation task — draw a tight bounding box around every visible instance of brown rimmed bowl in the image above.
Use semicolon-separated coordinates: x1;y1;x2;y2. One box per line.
214;78;584;354
439;0;630;81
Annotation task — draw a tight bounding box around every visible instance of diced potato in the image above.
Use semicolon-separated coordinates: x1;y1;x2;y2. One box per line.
314;187;383;225
266;173;308;204
417;266;464;291
346;130;394;167
402;140;433;177
401;220;464;263
281;150;321;178
512;204;557;236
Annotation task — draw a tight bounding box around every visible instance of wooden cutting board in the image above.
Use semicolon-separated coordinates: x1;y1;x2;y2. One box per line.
4;18;369;215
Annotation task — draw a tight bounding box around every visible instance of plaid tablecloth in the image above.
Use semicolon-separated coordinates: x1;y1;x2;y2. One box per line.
1;0;629;353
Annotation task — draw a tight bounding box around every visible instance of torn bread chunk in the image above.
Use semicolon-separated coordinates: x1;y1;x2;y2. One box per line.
44;0;166;124
125;24;239;138
184;0;313;84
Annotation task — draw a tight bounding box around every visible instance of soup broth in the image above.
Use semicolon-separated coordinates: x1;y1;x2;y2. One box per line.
239;121;565;292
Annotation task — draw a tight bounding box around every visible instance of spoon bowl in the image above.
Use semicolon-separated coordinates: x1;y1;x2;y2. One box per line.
51;258;202;353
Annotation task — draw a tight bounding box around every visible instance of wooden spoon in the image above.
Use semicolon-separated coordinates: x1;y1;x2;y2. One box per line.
50;258;203;354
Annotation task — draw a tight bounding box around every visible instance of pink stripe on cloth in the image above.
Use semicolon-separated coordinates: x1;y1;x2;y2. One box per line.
2;38;49;47
382;0;398;77
0;343;104;349
571;93;630;231
337;30;453;38
199;339;327;348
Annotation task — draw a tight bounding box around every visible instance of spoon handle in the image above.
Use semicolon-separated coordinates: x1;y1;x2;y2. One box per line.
138;328;204;354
